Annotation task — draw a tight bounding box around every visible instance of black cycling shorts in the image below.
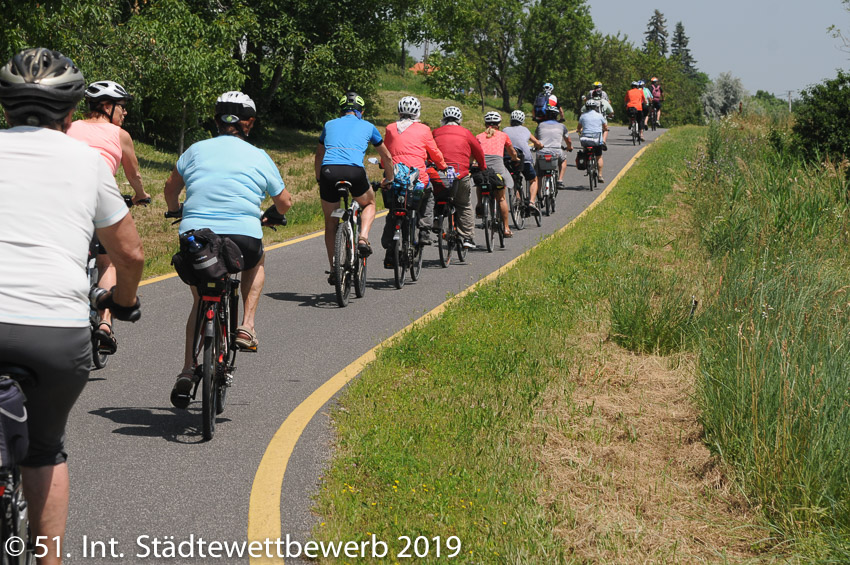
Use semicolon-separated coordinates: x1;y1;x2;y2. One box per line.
0;323;90;467
319;165;371;203
219;234;264;271
652;100;662;110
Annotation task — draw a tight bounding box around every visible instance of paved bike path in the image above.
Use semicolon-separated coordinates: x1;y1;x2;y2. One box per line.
62;127;662;563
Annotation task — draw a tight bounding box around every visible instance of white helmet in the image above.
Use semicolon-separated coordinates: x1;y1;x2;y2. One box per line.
443;106;462;122
483;111;502;125
215;91;256;123
542;82;554;95
585;99;601;111
85;80;132;102
398;96;421;118
510;110;525;124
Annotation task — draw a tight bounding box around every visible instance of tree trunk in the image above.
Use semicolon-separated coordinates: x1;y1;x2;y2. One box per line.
400;39;406;69
263;64;285;111
178;102;187;155
501;79;511;112
477;74;485;111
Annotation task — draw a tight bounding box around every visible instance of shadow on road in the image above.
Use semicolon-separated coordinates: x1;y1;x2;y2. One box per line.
89;406;231;444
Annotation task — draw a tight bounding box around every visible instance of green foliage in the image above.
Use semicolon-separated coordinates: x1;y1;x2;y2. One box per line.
743;90;791;122
792;70;850;160
421;53;476;102
689;116;850;555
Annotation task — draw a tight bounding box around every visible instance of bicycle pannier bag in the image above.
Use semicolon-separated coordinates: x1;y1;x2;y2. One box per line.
536;153;559;172
428;166;458;201
390;162;421;209
171;228;243;286
575;149;587;171
0;377;28;468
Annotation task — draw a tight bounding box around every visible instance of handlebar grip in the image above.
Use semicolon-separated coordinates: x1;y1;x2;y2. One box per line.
261;205;287;226
91;287;141;322
164;206;183;219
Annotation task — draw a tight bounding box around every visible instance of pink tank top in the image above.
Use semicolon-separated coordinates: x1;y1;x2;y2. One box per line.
67;121;122;175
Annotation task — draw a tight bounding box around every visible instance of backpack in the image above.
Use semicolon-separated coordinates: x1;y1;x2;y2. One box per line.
575;149;587;171
533;92;548;120
171;228;244;286
389;162;422;209
650;84;662;99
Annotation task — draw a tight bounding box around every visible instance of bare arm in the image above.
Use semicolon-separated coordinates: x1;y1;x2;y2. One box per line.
506;142;520;162
529;134;544;150
314;143;325;181
163;167;184;213
119;130;149;203
272;189;292;216
95;214;144;307
375;142;395;185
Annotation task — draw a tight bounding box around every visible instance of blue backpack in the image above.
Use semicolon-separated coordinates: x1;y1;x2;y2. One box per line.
390;163;422;208
533;92;548;120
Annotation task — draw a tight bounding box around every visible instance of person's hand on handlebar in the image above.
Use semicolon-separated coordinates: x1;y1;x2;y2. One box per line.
261;205;287;230
164;204;183;219
91;286;141;322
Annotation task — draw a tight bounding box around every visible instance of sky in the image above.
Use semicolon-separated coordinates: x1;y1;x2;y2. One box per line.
589;1;849;97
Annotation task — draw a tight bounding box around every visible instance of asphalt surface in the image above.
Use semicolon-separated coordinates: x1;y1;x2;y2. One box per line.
61;126;662;563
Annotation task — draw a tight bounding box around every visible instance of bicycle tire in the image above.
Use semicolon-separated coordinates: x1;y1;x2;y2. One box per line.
216;288;238;416
550;181;556;213
92;335;109;370
353;251;366;298
333;223;352;307
201;320;216;441
392;236;405;289
437;213;451;268
497;199;505;249
410;240;423;281
456;230;468;262
482;196;493;253
508;183;521;231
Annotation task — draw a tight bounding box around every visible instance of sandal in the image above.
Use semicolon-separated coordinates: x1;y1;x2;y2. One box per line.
504;231;514;238
357;237;373;258
170;368;197;409
235;325;258;352
93;321;118;355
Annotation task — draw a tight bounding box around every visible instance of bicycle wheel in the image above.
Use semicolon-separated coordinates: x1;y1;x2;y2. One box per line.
392;235;406;289
508;183;521;231
482;196;493;253
201;320;216;441
497;198;505;249
410;240;423;281
456;229;468;262
333;223;352;307
437;213;451;268
353;251;366;299
91;333;109;370
217;289;237;416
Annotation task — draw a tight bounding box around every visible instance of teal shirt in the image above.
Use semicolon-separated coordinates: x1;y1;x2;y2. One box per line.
178;135;285;239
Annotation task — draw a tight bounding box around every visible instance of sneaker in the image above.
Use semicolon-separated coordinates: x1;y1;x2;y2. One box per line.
327;271;338;286
462;238;477;249
598;176;605;183
383;249;394;269
656;122;661;128
527;203;539;214
418;229;432;246
556;180;565;190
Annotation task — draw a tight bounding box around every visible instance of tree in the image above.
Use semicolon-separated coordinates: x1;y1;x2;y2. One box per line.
792;70;850;160
670;21;697;75
643;9;668;57
701;72;747;120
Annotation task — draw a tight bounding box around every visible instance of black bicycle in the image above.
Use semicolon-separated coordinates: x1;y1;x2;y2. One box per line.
331;181;367;307
0;365;34;565
535;153;558;217
505;158;541;229
432;178;467;267
386;182;425;289
584;146;599;191
473;168;504;253
649;104;658;131
628;109;642;145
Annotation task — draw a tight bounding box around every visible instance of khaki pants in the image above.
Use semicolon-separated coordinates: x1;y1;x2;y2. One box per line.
454;174;474;239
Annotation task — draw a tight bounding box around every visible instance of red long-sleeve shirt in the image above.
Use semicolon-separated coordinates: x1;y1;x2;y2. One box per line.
431;124;487;178
384;122;447;178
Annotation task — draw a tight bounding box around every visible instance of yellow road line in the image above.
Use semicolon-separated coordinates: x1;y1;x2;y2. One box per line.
246;144;653;562
138;210;389;287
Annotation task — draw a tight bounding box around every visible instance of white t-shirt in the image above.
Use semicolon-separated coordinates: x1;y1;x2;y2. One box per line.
0;127;128;327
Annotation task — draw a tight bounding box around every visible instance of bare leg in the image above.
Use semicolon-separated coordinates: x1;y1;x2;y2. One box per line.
321;199;340;270
239;257;265;332
95;254;116;327
529;177;539;204
354;189;376;241
496;189;511;234
183;287;200;371
22;464;69;565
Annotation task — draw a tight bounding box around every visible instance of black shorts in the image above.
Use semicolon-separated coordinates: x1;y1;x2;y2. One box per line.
652;100;662;110
0;323;90;467
319;165;371;203
219;234;264;271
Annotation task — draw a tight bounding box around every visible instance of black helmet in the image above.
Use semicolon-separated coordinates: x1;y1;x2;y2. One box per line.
0;48;85;124
339;91;365;114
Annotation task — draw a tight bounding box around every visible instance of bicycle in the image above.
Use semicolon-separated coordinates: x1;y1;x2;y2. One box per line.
330;180;368;307
0;365;34;565
385;181;424;289
584;146;599;191
88;195;150;370
649;105;658;131
628;110;642;146
432;177;467;267
535;153;558;217
472;167;504;253
505;158;541;229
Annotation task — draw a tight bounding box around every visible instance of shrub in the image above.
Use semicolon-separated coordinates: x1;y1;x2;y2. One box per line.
701;72;747;120
792;70;850;161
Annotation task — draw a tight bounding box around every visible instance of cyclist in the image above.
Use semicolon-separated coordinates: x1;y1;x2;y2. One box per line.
476;111;521;237
68;80;150;354
0;48;143;565
503;109;543;213
591;90;615;120
431;106;487;249
649;77;664;127
533;82;564;122
315;91;394;285
164;91;292;402
380;95;447;268
625;81;647;141
639;79;654;130
576;99;609;183
534;105;573;189
587;81;610;102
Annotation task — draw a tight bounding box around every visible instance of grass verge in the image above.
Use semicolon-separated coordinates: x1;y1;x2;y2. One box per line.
313;127;781;563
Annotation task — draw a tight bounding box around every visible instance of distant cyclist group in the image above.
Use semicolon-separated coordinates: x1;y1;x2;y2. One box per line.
0;45;664;564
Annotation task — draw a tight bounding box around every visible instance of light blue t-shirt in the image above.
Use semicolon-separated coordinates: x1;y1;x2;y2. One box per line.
578;110;607;138
319;114;383;167
178;135;285;239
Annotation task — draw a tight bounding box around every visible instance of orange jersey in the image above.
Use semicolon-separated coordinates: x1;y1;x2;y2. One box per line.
625;88;646;110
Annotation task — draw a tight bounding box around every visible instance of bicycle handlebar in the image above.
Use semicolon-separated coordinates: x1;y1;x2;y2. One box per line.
90;286;141;323
261;205;287;231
